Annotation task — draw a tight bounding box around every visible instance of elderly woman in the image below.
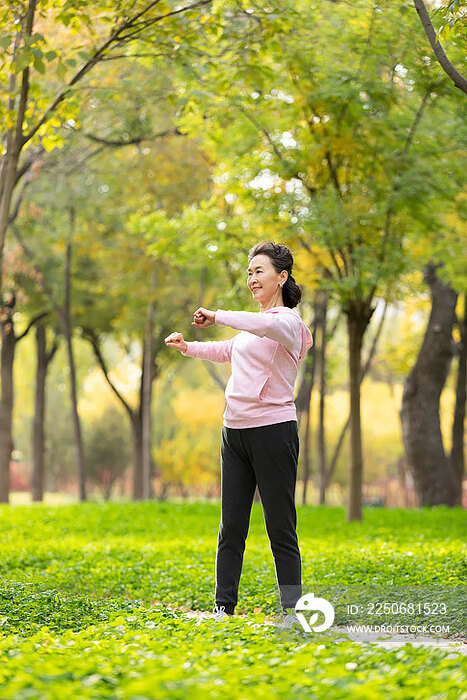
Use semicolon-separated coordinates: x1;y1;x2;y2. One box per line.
165;241;313;624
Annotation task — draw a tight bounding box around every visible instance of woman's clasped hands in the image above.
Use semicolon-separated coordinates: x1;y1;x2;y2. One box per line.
164;307;216;352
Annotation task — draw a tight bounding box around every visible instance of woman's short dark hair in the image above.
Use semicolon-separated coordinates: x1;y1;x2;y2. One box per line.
248;241;302;309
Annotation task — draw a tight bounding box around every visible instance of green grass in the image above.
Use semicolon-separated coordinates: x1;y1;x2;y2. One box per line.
0;502;466;698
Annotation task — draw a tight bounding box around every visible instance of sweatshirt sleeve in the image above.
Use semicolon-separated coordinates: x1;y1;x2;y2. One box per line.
214;309;301;354
180;337;235;363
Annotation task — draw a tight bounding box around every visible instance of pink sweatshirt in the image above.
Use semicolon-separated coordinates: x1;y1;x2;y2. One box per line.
181;306;313;429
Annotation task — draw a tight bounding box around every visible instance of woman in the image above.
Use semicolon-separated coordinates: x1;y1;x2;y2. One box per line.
164;241;313;624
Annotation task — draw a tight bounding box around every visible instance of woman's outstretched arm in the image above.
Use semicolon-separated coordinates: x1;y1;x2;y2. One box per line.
165;330;234;363
214;309;303;354
181;337;235;363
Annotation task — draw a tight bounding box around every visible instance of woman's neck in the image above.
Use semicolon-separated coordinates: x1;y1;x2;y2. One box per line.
260;295;285;312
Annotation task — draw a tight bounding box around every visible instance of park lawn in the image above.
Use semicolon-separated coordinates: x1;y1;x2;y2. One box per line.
0;502;466;698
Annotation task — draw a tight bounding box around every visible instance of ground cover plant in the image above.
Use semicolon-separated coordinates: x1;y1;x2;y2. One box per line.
0;502;466;698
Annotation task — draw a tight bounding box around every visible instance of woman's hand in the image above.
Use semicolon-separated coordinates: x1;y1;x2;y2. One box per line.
192;307;216;328
164;332;187;353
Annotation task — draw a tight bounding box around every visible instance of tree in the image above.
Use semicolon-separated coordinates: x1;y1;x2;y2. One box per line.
10;53;216;500
0;0;215;502
168;0;466;519
0;295;47;501
0;0;213;292
400;261;463;505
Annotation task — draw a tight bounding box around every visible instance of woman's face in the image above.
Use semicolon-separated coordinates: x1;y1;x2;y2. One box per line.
247;254;287;305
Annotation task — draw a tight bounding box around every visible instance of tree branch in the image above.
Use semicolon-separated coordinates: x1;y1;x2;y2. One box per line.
296;233;335;281
21;0;212;146
239;107;317;197
100;52;168;61
46;332;59;364
16;0;36;145
368;83;435;303
83;329;136;421
67;145;107;174
8;179;32;225
413;0;467;95
116;0;212;43
16;310;48;341
14;144;45;186
82;127;183;147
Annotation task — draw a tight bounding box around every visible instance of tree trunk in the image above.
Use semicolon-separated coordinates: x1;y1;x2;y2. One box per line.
63;225;86;501
298;330;316;506
32;324;58;502
85;329;154;502
317;293;328;505
132;411;144;500
0;149;20;295
397;456;412;508
321;300;388;502
451;292;466;505
0;8;42;503
134;333;158;500
400;262;459;506
296;304;317;505
142;269;157;500
301;403;312;505
103;476;115;501
32;325;46;501
156;480;169;501
345;300;375;521
0;293;16;503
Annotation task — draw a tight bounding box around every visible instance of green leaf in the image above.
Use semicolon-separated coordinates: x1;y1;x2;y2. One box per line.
56;60;67;80
0;35;11;49
59;13;72;27
14;51;32;73
33;55;46;74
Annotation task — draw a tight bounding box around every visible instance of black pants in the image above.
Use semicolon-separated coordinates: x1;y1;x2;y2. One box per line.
214;420;302;615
